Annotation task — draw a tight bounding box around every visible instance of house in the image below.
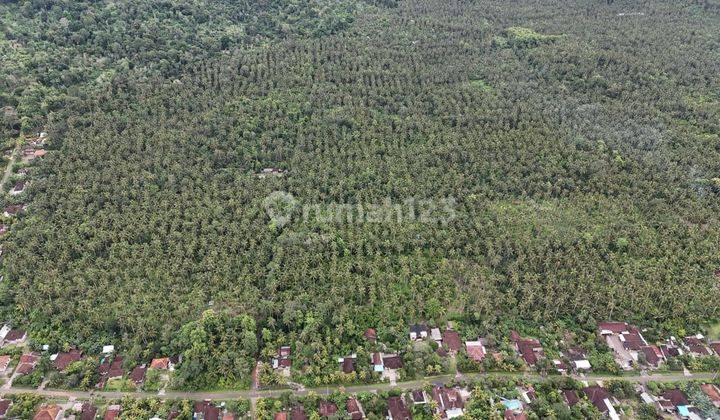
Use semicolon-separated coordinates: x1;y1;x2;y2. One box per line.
104;405;121;420
150;357;175;370
346;397;363;420
598;321;647;369
565;347;591;371
582;386;620;420
662;389;689;407
81;403;98;420
411;390;427;405
256;168;286;178
340;357;355;374
274;412;288;420
98;356;124;387
363;328;377;343
3;204;25;218
372;352;384;372
17;168;30;177
2;328;26;346
465;340;486;363
16;353;40;375
684;334;712;356
553;359;567;374
290;406;308;420
0;355;11;372
709;341;720;356
701;384;720;407
430;328;442;342
410;324;428;340
387;396;410;420
383;355;404;370
660;337;685;359
640;345;664;367
0;399;11;418
194;400;220;420
510;331;543;366
318;401;337;417
273;346;291;374
34;404;62;420
432;386;464;418
33;149;47;159
562;390;580;406
442;330;462;354
10;181;25;195
52;349;83;371
102;345;115;354
129;364;147;385
501;399;524;420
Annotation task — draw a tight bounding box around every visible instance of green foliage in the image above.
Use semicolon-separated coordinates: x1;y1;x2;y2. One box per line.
171;309;258;389
6;394;45;419
1;0;720;389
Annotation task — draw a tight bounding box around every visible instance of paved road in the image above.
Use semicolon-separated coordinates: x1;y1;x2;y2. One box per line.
1;372;716;401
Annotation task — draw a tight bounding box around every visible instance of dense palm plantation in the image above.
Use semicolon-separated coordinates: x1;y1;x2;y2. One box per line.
1;0;719;387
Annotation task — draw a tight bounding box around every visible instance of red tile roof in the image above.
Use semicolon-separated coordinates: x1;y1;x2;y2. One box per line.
387;396;410;420
563;390;579;406
466;341;486;362
150;357;171;369
0;400;11;417
4;329;26;342
346;398;362;420
129;365;147;384
442;330;462;352
641;346;662;366
582;386;611;413
54;349;83;371
383;356;403;369
701;384;720;403
363;328;377;342
662;389;689;407
34;404;62;420
341;358;355;374
318;402;337;417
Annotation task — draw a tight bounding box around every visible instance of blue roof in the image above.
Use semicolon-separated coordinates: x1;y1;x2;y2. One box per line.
678;405;690;417
502;399;522;410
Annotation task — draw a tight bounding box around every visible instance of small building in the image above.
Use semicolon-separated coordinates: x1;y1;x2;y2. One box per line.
34;404;62;420
410;324;428;341
582;386;620;420
363;328;377;343
10;181;25;195
3;204;25;218
346;397;364;420
52;349;83;371
150;357;175;371
684;334;712;356
442;330;462;354
372;352;384;372
432;386;464;418
465;340;486;363
129;364;147;385
411;390;427;405
510;331;543;366
0;355;10;372
640;345;664;367
194;400;220;420
102;345;115;354
104;404;121;420
387;396;410;420
318;402;337;417
81;403;98;420
598;321;647;369
16;353;40;375
701;384;720;407
0;399;12;418
340;357;355;374
430;328;442;342
2;328;26;346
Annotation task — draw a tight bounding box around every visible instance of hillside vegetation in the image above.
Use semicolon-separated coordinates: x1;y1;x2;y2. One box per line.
1;0;720;387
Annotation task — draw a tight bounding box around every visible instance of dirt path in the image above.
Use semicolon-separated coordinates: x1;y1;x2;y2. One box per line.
0;144;19;190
